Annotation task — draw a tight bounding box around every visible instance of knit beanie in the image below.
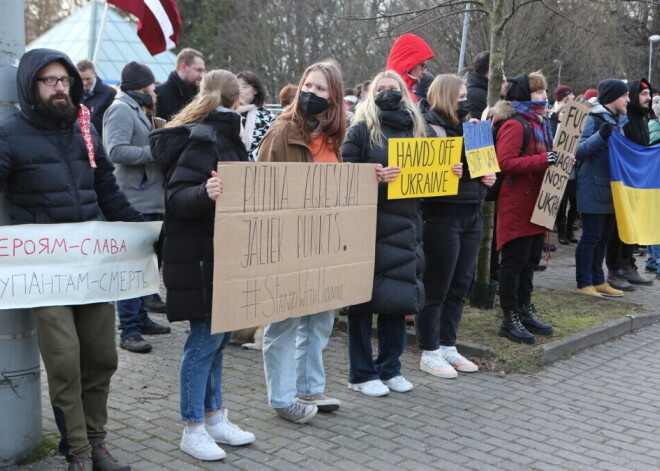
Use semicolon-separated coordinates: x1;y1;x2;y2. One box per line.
505;72;531;102
597;79;628;105
584;89;598;101
554;85;573;102
120;61;155;91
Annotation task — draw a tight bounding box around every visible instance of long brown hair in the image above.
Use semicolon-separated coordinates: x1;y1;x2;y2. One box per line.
427;74;466;128
167;70;239;127
279;60;346;153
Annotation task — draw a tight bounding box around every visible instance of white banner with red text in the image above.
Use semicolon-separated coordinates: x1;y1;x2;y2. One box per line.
0;221;161;309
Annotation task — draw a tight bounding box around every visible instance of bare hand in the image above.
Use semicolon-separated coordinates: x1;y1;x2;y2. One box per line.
206;170;223;200
375;164;401;183
481;173;497;187
452;162;463;177
469;118;480;123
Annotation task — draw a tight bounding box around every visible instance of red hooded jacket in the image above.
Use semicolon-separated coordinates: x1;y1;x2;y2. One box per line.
385;34;435;102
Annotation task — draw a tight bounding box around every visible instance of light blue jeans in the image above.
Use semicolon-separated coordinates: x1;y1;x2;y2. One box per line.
179;318;230;423
262;311;334;408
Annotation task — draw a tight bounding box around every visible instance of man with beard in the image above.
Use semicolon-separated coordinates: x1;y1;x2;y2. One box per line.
0;48;138;470
103;61;170;353
155;48;205;121
605;78;654;290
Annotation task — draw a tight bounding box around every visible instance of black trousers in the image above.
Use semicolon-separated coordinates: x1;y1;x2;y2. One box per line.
498;233;545;311
605;223;634;271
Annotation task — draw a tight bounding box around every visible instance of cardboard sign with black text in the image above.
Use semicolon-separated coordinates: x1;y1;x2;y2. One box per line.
531;101;590;229
211;162;378;333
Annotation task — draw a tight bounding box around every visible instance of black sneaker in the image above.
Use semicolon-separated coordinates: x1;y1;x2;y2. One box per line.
120;335;152;353
91;442;131;471
141;318;171;335
141;293;166;313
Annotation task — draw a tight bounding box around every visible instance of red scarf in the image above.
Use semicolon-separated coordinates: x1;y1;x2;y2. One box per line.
78;104;97;169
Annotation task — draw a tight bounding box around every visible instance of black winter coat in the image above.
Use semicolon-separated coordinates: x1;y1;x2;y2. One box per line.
81;78;116;137
624;80;651;146
0;48;140;225
341;110;425;315
150;110;249;322
418;99;488;218
155;71;198;121
466;71;488;120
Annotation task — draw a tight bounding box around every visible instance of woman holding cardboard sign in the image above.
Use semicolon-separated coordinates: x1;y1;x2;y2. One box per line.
151;70;255;461
341;70;429;397
416;74;496;378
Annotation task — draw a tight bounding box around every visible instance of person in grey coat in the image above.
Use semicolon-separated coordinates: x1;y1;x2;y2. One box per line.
103;61;170;353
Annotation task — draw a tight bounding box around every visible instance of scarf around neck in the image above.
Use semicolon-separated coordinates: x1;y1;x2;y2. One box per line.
512;101;554;152
238;103;258;152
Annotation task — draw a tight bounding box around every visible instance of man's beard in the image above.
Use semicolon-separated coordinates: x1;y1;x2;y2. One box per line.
39;93;77;122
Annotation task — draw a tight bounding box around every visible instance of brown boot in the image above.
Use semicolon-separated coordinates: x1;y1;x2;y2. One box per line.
91;442;131;471
67;454;92;471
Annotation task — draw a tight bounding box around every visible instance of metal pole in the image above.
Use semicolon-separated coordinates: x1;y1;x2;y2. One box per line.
650;40;653;84
0;0;42;466
89;0;98;59
558;62;562;88
92;2;110;65
457;3;472;73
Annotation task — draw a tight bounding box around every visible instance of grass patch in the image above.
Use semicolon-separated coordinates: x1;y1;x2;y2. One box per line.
14;433;59;465
455;287;645;373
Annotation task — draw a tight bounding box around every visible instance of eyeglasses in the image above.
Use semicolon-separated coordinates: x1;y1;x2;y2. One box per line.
37;76;75;87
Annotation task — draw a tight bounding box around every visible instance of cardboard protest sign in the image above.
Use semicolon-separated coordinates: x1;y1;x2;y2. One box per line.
387;137;461;199
463;120;500;178
531;101;590;229
0;221;161;308
211;162;378;333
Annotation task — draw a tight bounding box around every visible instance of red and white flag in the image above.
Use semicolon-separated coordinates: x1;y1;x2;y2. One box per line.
107;0;182;56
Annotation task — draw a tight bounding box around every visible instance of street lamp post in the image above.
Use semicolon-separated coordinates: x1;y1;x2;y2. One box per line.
649;35;660;84
553;59;563;88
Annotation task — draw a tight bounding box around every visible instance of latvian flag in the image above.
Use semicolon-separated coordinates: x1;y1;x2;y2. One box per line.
608;130;660;244
107;0;182;56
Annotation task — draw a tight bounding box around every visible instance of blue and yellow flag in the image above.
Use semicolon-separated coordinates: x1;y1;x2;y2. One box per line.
608;131;660;244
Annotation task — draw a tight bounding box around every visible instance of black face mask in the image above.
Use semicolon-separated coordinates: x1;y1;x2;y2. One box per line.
126;90;154;107
300;91;329;116
457;100;471;120
375;90;403;111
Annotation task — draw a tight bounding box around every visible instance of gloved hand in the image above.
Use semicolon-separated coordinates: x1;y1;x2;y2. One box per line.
546;150;558;166
599;123;612;139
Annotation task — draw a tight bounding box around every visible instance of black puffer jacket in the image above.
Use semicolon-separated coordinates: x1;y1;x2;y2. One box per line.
466;71;488;120
624;79;651;146
150;109;249;322
341;110;425;315
0;48;140;224
418;99;487;218
155;71;198;121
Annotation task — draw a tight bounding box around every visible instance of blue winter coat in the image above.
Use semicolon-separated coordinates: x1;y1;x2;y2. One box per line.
575;104;628;214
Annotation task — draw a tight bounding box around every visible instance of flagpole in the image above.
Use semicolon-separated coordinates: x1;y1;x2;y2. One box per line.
92;1;110;65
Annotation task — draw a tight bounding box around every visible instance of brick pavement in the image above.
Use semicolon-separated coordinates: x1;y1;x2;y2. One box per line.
5;236;660;471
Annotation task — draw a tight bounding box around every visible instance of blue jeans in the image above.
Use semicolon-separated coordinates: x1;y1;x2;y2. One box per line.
348;313;407;384
117;213;163;339
416;212;481;350
575;213;615;288
262;311;334;408
179;318;230;423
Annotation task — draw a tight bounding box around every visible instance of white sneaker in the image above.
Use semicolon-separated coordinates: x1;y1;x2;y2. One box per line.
383;375;413;393
180;427;226;461
420;350;458;379
347;379;390;396
205;410;255;446
441;346;478;373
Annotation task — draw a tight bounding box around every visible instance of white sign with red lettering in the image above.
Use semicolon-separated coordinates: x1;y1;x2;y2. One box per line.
0;221;161;308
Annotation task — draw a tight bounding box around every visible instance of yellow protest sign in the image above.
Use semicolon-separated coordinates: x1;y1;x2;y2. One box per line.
387;137;461;199
463;121;500;178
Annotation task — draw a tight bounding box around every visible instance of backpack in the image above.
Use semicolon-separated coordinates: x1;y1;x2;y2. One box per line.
485;113;531;201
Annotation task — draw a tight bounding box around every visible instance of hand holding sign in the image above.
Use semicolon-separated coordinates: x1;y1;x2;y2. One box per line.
206;170;223;200
375;164;402;183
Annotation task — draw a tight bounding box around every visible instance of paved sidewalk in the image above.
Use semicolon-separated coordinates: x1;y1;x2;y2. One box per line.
6;238;660;471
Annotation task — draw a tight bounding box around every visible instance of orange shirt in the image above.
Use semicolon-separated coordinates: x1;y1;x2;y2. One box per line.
308;133;339;163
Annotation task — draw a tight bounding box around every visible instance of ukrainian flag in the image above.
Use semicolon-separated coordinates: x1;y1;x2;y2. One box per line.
608;130;660;244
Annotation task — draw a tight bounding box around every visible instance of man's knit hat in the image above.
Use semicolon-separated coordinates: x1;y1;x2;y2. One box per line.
584;89;598;101
597;79;629;105
120;61;155;91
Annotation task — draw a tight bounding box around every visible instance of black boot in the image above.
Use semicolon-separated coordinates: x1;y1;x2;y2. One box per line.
142;293;166;313
499;309;535;344
557;221;569;245
565;230;578;244
518;304;553;335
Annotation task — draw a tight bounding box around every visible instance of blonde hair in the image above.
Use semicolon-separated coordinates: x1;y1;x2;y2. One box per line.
528;70;547;93
426;74;466;127
167;70;239;127
352;70;426;148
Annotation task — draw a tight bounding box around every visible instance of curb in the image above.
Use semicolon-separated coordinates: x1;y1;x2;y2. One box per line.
540;312;660;364
335;312;660;366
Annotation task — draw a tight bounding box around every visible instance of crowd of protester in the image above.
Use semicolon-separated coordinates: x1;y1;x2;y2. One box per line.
1;33;658;469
